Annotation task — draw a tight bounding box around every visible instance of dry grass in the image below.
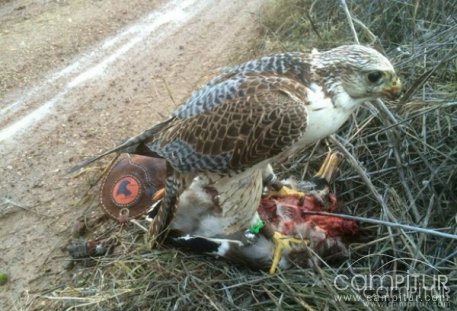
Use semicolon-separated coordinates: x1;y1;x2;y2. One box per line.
43;1;456;310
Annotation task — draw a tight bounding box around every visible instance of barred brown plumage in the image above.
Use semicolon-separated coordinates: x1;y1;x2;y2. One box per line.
70;44;401;246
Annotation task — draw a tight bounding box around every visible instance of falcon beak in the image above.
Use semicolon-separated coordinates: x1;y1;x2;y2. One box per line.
382;77;402;99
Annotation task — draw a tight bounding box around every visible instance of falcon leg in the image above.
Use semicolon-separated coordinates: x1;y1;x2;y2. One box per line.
262;164;306;196
306;152;341;207
268;152;341;203
269;232;307;274
313;152;341;186
262;164;283;191
264;154;341;273
259;223;307;273
267;180;284;192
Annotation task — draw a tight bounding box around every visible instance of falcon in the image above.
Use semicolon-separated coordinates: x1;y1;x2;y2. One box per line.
71;45;401;251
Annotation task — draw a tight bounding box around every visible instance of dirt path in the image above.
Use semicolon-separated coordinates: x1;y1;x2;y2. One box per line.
0;0;264;307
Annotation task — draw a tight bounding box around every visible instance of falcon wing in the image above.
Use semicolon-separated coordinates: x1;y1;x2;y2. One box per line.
69;71;309;174
149;74;309;173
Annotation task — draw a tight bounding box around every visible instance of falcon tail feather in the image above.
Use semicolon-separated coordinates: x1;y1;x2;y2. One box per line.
67;117;173;174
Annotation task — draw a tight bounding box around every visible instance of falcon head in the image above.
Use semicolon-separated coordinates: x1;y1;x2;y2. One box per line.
317;45;401;100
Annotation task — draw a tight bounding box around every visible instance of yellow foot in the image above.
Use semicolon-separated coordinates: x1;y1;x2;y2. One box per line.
269;231;308;274
307;151;341;207
315;152;341;182
268;185;305;198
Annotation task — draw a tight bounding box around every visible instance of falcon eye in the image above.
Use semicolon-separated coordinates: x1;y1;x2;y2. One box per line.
367;71;383;83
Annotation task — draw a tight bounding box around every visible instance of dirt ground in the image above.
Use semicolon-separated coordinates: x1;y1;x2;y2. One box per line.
0;0;265;308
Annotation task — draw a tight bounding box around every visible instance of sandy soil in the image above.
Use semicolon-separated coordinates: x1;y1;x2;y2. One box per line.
0;0;264;308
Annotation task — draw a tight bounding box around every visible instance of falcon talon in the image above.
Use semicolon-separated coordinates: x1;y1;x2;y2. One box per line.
269;185;305;198
269;232;308;274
